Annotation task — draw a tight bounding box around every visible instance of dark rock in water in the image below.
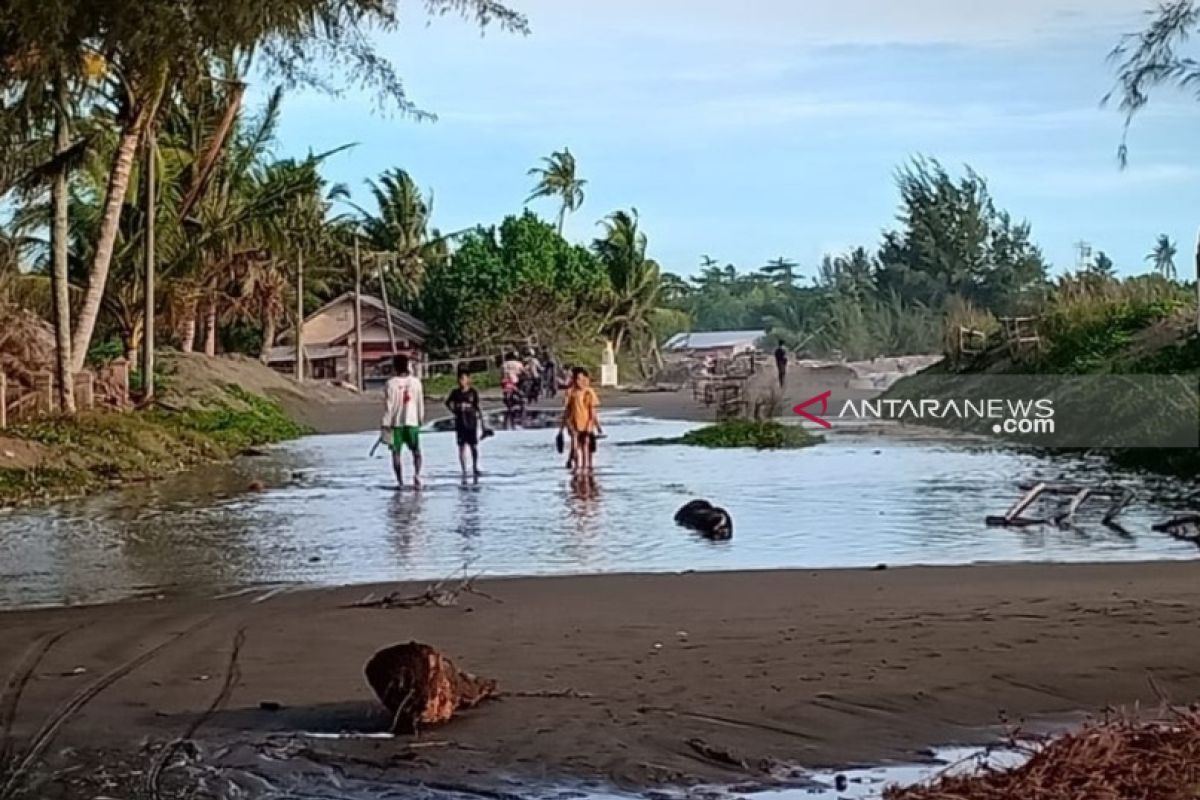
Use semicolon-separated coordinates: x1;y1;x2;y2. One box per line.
247;480;266;492
674;499;733;540
364;642;497;733
834;774;849;792
258;701;282;712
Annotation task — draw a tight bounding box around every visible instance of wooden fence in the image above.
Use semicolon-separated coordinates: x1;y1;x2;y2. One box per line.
0;360;131;430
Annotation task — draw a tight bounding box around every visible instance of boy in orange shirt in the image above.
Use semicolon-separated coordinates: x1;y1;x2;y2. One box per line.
561;367;601;473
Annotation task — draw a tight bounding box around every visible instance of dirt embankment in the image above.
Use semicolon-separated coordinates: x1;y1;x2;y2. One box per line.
2;563;1199;795
0;352;362;504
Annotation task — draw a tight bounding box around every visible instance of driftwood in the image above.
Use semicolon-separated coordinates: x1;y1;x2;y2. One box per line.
347;572;501;610
1152;514;1200;544
987;482;1135;529
364;643;497;734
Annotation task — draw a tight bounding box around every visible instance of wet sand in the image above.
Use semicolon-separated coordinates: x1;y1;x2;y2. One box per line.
3;563;1199;791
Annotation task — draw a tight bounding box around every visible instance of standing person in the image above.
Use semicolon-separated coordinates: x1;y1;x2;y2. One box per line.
561;367;601;474
446;369;483;478
774;340;788;388
524;350;542;403
382;354;425;487
542;351;557;398
501;352;524;410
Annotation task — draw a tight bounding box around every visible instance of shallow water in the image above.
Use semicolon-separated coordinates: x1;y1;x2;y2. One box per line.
171;740;1026;800
0;412;1195;608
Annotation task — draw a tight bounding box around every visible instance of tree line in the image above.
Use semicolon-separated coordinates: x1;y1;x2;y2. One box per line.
1;0;1195;413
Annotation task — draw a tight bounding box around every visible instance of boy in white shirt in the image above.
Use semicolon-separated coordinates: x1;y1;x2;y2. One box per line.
382;354;425;487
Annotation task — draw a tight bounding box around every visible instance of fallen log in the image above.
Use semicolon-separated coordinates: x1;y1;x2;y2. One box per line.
364;643;497;734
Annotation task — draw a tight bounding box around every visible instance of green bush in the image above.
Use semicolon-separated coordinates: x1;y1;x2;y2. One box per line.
629;419;822;450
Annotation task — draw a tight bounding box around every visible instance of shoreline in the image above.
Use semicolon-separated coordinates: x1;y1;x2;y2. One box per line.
4;562;1199;792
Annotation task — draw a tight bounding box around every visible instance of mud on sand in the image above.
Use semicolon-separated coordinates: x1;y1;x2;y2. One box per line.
3;562;1199;794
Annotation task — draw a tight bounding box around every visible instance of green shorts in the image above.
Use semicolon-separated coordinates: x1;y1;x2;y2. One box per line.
391;426;421;452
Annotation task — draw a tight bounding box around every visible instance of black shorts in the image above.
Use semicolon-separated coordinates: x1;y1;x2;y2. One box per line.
456;425;479;447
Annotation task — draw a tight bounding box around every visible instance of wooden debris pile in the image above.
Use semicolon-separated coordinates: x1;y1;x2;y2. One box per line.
885;709;1200;800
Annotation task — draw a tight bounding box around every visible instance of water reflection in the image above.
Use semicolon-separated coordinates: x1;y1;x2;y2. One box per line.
0;412;1196;608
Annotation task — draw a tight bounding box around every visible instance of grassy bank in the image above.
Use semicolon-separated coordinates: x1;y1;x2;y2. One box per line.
626;419;823;450
0;356;316;506
890;282;1200;478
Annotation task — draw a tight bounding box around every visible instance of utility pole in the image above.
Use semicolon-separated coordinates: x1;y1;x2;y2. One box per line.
377;253;399;359
142;128;157;401
354;238;363;390
295;250;305;382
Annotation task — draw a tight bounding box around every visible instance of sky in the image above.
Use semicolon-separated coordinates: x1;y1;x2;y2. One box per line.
265;0;1200;281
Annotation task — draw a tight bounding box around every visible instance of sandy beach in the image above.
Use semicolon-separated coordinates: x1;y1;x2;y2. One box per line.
4;562;1199;792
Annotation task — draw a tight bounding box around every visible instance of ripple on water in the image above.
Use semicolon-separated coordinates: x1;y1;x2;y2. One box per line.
0;414;1194;608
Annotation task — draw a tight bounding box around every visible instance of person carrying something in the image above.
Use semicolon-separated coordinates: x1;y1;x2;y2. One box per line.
561;366;602;474
774;339;788;388
446;368;484;478
382;354;425;487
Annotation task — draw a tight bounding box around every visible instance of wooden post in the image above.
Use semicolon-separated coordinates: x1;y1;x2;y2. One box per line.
33;371;53;414
1;372;7;430
295;251;305;382
74;371;95;410
354;239;363;390
142;128;157;400
111;358;130;407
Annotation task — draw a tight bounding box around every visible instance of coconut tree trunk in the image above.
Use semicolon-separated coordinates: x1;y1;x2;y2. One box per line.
204;297;217;356
180;302;197;353
260;314;277;363
70;81;164;372
50;77;76;413
178;81;246;221
557;205;566;237
1195;227;1199;335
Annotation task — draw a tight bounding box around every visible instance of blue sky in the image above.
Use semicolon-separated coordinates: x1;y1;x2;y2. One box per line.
266;0;1200;281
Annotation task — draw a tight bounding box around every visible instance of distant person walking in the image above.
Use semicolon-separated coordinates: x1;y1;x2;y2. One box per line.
561;367;601;474
445;368;484;478
382;354;425;487
774;340;788;388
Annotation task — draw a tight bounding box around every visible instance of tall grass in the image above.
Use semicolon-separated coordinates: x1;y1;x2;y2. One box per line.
1038;274;1190;373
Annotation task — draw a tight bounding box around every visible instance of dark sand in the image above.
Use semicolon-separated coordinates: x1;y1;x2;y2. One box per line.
3;563;1199;791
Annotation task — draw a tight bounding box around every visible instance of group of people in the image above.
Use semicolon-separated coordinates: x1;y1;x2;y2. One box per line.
380;353;603;487
500;349;565;409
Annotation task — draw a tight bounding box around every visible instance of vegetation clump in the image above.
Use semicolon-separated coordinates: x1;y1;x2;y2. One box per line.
885;708;1200;800
630;419;822;450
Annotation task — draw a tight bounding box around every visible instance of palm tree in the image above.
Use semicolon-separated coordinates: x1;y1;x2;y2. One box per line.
593;209;664;371
761;257;799;289
356;168;455;301
1147;235;1178;280
526;147;586;236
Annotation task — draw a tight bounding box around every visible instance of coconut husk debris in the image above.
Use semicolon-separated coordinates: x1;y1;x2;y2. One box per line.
364;643;497;734
885;708;1200;800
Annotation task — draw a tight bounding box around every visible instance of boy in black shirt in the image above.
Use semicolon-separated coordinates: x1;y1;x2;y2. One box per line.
446;369;483;477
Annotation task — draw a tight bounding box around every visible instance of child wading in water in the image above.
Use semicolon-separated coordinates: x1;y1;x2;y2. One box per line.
381;354;425;487
446;369;484;478
561;367;601;473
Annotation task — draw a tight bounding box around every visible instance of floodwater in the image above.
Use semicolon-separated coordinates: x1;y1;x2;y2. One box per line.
0;411;1195;609
164;739;1027;800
